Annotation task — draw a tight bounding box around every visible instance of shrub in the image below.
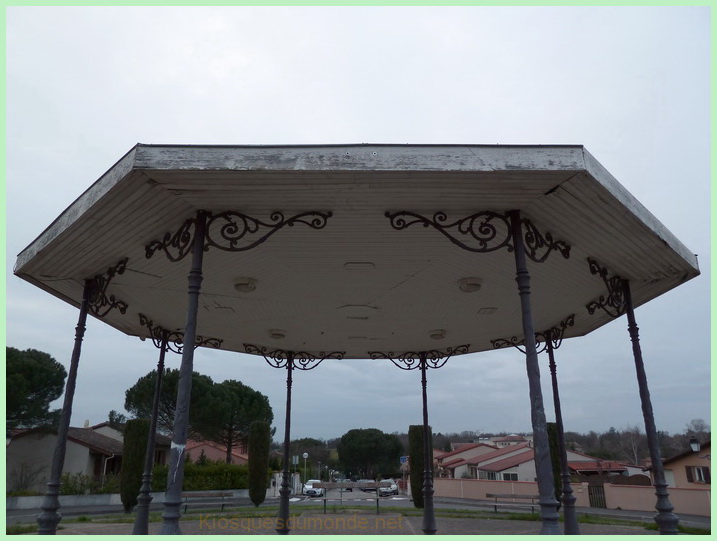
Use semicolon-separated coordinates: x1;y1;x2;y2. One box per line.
95;473;120;494
59;472;94;495
151;462;249;492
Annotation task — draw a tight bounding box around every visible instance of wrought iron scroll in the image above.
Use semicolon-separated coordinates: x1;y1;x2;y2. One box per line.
368;344;469;370
146;210;333;262
139;313;223;354
88;258;129;317
385;211;570;263
491;314;575;353
385;210;513;254
490;335;528;352
522;219;570;262
145;218;195;262
244;344;344;371
586;258;626;318
205;211;333;253
537;314;575;350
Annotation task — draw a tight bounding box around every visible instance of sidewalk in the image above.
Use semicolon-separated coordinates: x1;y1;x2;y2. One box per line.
52;512;661;535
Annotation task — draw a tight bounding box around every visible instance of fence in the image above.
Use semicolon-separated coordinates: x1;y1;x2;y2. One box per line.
432;478;710;517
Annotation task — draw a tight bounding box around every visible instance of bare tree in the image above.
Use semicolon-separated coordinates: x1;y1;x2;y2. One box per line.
9;461;47;493
618;425;647;465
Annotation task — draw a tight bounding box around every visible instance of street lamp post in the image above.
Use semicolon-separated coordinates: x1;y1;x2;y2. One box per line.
303;452;309;483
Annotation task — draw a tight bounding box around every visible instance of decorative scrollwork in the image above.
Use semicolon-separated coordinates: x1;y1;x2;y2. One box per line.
205;210;333;253
145;218;195;262
491;336;529;353
385;210;570;263
196;336;223;350
139;313;165;349
89;258;129;317
385;211;513;253
537;314;575;350
586;258;626;318
521;219;571;263
244;344;343;371
139;314;223;354
492;315;575;353
294;350;344;371
369;345;469;370
146;210;333;262
245;344;290;368
369;351;421;370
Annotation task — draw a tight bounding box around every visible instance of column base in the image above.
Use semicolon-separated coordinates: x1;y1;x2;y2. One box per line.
160;501;183;535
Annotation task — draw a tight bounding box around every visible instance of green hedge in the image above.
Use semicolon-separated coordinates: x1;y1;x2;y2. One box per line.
151;461;249;491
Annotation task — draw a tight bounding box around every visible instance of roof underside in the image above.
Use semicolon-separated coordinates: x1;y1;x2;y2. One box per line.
14;144;699;359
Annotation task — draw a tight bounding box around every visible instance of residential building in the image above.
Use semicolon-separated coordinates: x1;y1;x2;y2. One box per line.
435;442;498;478
186;439;249;464
458;442;645;483
6;422;169;494
656;441;711;489
491;434;531;448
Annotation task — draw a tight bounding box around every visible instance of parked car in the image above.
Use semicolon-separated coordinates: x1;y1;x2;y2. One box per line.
302;479;325;497
335;478;353;491
378;479;398;497
358;479;376;492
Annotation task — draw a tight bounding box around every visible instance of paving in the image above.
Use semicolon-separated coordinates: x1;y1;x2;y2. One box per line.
50;511;663;535
9;494;710;535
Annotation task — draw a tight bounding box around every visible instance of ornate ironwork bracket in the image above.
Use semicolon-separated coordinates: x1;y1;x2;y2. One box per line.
139;314;222;354
491;314;575;353
244;344;344;370
88;257;129;317
146;210;333;262
145;218;196;262
368;344;469;370
384;210;570;262
586;258;626;318
522;219;571;263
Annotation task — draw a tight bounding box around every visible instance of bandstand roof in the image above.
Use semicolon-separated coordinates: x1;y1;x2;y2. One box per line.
14;144;699;359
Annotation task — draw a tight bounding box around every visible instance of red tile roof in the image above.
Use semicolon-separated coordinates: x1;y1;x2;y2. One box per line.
477;449;535;472
437;442;496;462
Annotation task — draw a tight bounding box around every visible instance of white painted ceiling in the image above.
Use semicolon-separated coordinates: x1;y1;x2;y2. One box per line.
14;144;699;359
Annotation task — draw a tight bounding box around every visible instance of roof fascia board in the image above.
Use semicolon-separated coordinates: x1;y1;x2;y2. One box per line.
14;145;139;273
133;143;587;173
581;147;699;272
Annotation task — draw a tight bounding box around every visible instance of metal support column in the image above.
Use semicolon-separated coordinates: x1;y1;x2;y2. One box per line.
133;330;168;535
36;280;93;535
623;280;679;535
367;346;466;536
277;351;295;535
509;209;561;535
160;211;207;535
419;352;437;535
545;332;579;535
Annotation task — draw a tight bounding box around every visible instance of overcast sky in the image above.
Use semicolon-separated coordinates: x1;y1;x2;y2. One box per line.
6;6;711;443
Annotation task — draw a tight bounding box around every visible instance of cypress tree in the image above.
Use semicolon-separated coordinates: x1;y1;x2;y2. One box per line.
408;424;432;509
547;422;563;509
248;421;271;507
120;418;150;513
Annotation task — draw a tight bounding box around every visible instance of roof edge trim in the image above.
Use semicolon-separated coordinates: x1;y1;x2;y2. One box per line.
14;145;140;274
